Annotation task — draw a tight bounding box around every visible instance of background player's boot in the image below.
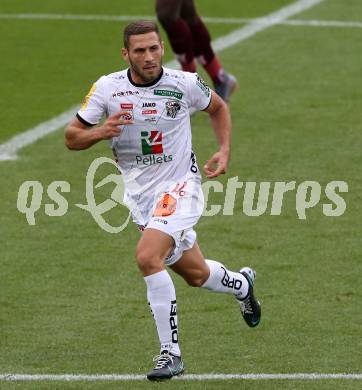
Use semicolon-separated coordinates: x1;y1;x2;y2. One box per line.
237;267;261;327
147;351;184;381
214;72;238;102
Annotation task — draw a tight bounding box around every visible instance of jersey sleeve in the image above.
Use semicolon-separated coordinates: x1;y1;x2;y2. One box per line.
184;72;212;111
77;76;107;126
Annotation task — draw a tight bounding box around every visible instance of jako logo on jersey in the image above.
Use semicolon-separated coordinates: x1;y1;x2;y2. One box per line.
153;218;168;225
136;130;173;165
142;102;156;108
154;89;183;100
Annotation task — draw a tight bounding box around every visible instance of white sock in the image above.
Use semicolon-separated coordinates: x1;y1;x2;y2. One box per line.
144;270;181;356
201;259;249;298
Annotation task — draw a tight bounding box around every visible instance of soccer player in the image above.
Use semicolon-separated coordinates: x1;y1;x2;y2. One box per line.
65;20;260;381
155;0;237;102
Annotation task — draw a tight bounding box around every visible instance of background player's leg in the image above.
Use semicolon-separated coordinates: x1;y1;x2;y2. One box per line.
180;0;237;101
137;228;181;357
156;0;196;72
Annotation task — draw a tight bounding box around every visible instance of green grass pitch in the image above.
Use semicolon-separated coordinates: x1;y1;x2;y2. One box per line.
0;1;361;389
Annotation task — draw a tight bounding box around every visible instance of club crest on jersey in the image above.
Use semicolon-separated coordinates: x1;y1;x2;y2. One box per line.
165;100;181;119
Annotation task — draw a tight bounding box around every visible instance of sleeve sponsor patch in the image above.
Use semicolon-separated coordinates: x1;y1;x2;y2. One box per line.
195;74;211;98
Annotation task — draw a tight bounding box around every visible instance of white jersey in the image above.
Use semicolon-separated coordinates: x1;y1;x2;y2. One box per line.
77;67;211;225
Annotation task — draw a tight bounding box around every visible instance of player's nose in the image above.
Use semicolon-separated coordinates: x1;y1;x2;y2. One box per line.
144;49;154;62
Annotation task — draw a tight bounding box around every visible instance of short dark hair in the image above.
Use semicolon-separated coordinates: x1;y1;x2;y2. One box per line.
123;20;161;49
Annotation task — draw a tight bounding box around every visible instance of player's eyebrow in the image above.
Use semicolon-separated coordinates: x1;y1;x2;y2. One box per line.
133;44;159;54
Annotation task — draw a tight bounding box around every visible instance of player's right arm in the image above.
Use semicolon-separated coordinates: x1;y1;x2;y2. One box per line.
65;111;133;150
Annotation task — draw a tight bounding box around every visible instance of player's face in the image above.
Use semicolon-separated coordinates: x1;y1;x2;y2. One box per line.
122;32;164;84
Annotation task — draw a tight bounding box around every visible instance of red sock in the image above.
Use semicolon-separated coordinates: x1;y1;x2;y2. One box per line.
203;56;224;84
179;59;197;72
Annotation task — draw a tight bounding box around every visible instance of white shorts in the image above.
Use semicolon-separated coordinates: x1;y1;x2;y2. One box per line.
137;177;204;266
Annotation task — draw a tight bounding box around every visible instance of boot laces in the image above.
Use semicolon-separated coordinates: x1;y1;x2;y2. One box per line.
153;352;173;370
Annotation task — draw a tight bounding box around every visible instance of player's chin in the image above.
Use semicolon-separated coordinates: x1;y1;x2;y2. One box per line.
143;66;159;77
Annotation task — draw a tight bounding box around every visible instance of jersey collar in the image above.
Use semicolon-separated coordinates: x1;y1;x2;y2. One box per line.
127;67;163;88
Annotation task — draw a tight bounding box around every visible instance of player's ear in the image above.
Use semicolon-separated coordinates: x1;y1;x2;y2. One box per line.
161;41;165;56
121;47;129;62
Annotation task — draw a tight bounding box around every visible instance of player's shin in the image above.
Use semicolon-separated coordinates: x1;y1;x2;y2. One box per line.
144;270;181;356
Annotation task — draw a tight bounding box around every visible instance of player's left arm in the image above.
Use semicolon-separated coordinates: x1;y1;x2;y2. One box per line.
203;91;231;178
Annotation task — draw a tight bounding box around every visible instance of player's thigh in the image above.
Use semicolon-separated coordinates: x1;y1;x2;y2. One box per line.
156;0;183;24
170;242;209;286
136;228;174;271
180;0;198;24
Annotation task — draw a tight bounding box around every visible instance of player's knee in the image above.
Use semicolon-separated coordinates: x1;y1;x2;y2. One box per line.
136;247;163;275
181;8;198;25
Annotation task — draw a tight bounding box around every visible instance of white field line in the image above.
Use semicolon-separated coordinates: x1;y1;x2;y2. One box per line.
0;0;324;161
1;373;362;381
284;18;362;28
0;106;80;161
207;0;325;52
2;12;362;29
1;12;362;29
0;13;155;22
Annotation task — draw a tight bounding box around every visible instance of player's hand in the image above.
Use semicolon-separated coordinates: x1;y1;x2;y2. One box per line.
100;110;133;140
203;149;229;178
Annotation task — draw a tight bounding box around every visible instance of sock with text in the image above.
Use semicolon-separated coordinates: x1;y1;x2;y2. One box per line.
145;270;181;356
201;259;249;298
